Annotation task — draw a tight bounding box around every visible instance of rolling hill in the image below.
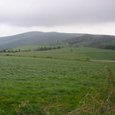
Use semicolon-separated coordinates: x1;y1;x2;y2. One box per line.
0;31;115;50
64;34;115;49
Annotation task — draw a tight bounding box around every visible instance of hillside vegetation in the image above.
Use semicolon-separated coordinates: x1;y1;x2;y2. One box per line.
0;32;115;50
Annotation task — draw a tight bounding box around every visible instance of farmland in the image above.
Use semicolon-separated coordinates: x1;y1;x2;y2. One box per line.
0;47;115;115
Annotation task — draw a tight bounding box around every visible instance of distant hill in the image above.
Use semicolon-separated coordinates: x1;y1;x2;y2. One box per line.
0;31;115;50
0;31;81;49
64;34;115;49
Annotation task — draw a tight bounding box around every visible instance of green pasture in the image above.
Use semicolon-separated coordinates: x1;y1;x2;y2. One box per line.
0;48;115;114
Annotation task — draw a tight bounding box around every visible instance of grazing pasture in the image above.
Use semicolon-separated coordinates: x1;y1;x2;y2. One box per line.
0;48;115;115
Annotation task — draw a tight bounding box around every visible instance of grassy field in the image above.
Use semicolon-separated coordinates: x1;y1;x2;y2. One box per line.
1;47;115;60
0;47;115;115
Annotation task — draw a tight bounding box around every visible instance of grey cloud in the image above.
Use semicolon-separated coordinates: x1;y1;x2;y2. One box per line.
0;0;115;27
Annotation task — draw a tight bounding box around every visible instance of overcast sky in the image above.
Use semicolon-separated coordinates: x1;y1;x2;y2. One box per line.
0;0;115;36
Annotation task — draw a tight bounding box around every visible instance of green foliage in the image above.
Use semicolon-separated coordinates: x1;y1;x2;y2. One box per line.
0;48;115;114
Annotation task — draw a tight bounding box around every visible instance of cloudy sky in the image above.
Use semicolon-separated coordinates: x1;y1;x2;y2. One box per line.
0;0;115;36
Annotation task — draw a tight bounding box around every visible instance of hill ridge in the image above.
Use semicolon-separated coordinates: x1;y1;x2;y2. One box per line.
0;31;115;49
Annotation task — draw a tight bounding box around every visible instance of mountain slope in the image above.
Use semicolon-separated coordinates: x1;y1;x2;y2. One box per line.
0;31;81;49
0;31;115;49
64;34;115;49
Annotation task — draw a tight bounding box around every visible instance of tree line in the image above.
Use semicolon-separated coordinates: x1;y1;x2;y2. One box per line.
0;46;64;53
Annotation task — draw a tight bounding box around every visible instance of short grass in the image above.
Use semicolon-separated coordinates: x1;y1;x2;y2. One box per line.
1;47;115;60
0;47;115;114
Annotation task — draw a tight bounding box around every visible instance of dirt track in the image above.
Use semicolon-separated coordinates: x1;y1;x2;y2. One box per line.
91;60;115;63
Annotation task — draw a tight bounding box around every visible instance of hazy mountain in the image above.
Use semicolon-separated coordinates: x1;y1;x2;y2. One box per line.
0;31;115;49
64;34;115;49
0;31;82;49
